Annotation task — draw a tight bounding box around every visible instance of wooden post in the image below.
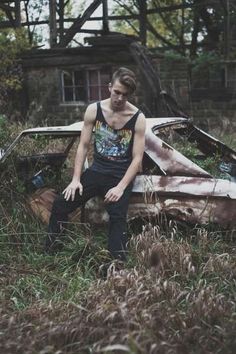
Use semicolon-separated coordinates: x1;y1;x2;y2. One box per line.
225;0;230;60
138;0;147;46
223;0;230;88
58;0;65;42
102;0;109;33
49;0;57;47
15;0;21;27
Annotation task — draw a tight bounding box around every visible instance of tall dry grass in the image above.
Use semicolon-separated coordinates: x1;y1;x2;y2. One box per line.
0;221;235;354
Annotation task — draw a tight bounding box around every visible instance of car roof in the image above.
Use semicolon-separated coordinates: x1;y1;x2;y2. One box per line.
19;117;188;134
20;120;84;134
0;117;187;162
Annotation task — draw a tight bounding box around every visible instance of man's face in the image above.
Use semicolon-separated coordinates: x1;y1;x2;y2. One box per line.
109;79;130;111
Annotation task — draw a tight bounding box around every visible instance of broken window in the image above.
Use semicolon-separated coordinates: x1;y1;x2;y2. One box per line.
153;123;233;179
61;68;111;103
7;134;81;192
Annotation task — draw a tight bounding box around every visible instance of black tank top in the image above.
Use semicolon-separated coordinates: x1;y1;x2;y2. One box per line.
90;102;140;178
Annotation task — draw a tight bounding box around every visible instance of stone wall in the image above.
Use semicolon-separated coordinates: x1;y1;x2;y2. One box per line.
25;67;85;126
158;57;236;133
22;47;142;126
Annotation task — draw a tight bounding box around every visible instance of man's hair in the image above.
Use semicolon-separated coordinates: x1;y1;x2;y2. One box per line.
111;67;137;94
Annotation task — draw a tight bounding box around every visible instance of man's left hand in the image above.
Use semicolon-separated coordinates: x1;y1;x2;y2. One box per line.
104;186;124;203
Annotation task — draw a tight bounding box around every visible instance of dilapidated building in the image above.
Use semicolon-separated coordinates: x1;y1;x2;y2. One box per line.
21;34;189;125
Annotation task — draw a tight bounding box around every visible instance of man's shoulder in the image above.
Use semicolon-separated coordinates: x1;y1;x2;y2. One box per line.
127;101;138;112
84;102;97;124
131;104;145;122
100;98;110;109
86;101;98;112
127;102;144;117
135;111;146;132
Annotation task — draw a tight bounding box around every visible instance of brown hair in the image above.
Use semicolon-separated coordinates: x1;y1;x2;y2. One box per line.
111;67;137;94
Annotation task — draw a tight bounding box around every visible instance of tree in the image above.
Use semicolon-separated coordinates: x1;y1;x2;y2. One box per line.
0;10;31;120
111;0;236;58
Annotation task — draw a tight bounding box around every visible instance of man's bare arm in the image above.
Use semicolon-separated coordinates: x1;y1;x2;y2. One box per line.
63;103;96;201
104;113;146;203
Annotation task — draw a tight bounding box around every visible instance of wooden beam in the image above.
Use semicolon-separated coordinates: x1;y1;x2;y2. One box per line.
87;4;195;20
0;3;14;12
102;0;109;33
49;0;57;47
0;0;24;2
58;0;103;48
14;0;21;27
58;0;65;42
0;2;15;26
138;0;147;46
0;2;206;30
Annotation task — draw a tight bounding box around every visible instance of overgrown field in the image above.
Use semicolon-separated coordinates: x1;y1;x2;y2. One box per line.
0;118;235;353
0;211;235;354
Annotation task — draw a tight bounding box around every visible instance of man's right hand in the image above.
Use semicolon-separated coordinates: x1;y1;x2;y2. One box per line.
62;180;83;201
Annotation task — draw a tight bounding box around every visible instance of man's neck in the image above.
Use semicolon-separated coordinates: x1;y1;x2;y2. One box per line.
108;99;127;113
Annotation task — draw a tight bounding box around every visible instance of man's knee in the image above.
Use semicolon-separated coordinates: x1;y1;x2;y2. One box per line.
107;202;128;221
109;213;127;223
51;195;68;215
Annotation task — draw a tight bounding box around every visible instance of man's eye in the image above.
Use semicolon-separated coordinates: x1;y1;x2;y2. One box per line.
114;90;127;96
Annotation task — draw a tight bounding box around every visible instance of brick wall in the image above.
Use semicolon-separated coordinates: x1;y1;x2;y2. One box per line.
158;57;236;133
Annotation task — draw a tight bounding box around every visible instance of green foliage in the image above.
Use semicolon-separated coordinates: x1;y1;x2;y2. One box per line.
219;132;236;150
191;52;221;75
0;28;31;116
0;114;7;145
172;140;225;178
112;0;235;59
112;0;193;52
163;50;189;61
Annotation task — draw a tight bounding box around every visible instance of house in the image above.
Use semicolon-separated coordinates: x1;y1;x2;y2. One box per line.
21;33;190;126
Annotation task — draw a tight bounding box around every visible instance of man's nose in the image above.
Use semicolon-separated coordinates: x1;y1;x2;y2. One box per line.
118;94;123;100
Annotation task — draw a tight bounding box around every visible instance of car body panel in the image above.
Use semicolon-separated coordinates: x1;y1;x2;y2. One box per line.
1;117;236;227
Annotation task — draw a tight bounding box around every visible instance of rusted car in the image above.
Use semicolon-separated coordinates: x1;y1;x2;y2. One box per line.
1;117;236;228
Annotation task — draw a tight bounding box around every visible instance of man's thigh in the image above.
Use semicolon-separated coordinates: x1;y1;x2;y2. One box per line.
104;182;133;218
53;169;101;214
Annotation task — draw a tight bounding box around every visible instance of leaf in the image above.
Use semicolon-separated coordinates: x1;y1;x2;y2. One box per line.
100;344;130;352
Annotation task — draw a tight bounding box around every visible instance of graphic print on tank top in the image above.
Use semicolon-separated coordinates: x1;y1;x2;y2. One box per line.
95;120;132;160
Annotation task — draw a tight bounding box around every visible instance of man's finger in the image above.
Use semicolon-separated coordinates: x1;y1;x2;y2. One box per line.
65;189;71;201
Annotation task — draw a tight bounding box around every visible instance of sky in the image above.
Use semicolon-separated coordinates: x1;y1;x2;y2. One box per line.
35;0;117;47
73;0;117;45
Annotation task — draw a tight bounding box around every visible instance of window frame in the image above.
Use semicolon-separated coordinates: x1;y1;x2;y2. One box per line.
61;67;111;104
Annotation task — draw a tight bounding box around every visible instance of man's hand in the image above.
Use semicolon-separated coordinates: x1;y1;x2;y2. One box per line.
104;185;124;203
62;180;83;201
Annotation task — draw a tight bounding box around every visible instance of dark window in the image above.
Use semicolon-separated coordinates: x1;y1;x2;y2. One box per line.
61;68;111;103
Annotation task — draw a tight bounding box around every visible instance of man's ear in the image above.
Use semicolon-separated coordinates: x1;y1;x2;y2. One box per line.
108;83;112;92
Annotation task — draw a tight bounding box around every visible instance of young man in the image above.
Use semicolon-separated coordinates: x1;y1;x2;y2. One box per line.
46;67;146;260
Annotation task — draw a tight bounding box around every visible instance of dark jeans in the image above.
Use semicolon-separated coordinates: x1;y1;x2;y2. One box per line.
46;169;133;260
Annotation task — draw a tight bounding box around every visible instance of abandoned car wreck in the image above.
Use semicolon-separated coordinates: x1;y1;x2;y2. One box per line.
1;117;236;229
